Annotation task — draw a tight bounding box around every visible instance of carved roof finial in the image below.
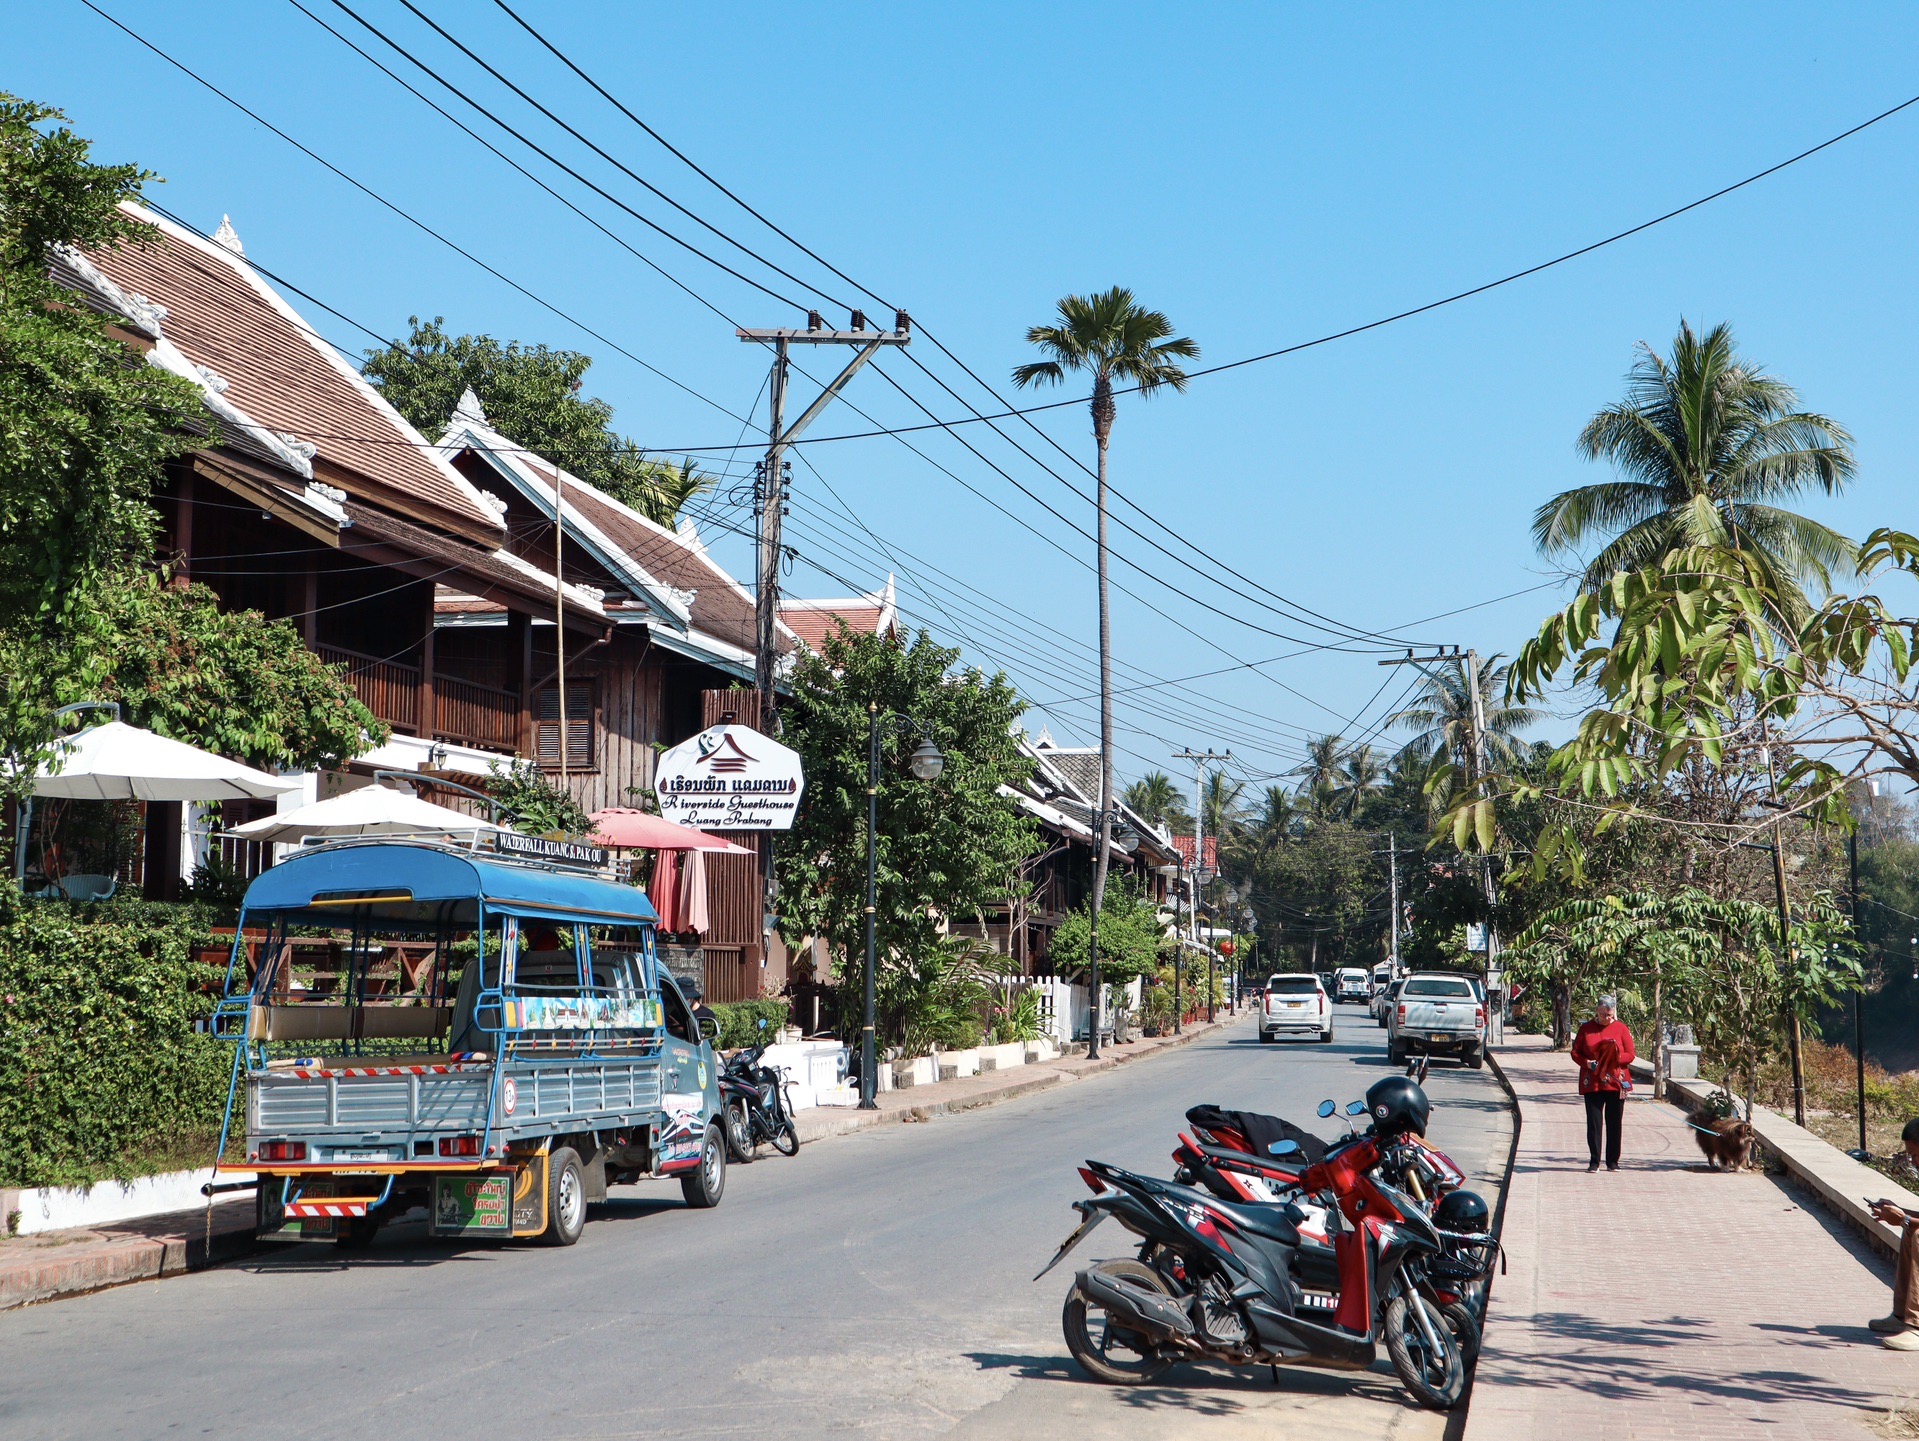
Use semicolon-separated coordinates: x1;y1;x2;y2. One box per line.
212;214;244;256
452;386;487;425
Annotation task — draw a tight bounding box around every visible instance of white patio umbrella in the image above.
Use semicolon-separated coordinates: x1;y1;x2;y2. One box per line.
26;721;297;801
227;784;504;846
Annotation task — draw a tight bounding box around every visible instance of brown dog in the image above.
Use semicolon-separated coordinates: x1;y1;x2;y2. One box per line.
1694;1115;1755;1171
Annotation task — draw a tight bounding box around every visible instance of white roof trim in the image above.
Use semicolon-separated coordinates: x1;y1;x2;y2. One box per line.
488;545;606;618
128;205;504;540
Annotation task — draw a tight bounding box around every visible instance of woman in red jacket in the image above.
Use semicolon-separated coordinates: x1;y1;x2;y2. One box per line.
1570;995;1636;1172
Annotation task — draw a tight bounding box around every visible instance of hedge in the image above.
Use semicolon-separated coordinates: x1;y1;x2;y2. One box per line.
0;887;232;1189
710;998;791;1051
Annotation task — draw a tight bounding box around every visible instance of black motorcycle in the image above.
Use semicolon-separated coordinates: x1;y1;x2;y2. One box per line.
1039;1145;1467;1410
719;1028;799;1161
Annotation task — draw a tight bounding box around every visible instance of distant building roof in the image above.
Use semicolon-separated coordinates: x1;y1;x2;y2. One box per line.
780;577;898;652
57;206;505;545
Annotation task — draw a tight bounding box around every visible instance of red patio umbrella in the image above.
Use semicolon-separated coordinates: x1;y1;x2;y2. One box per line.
588;808;750;853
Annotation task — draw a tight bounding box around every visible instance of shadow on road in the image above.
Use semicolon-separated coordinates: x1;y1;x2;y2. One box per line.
963;1349;1423;1415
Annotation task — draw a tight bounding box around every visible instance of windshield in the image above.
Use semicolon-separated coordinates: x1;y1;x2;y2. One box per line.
1404;977;1475;999
1267;975;1320;994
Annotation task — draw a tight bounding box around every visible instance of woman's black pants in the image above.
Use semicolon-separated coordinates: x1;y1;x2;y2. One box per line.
1584;1090;1625;1167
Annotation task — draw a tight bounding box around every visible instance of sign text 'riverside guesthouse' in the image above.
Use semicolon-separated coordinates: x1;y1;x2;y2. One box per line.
653;724;806;831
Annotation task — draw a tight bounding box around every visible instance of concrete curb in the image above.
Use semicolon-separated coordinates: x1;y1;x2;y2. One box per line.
1661;1073;1919;1261
1446;1035;1528;1441
0;1204;262;1312
794;1014;1242;1146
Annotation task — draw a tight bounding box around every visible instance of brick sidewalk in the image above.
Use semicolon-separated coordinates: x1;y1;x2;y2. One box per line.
0;1200;257;1311
1467;1035;1915;1440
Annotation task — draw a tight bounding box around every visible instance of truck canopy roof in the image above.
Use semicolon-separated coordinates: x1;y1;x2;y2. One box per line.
240;841;659;927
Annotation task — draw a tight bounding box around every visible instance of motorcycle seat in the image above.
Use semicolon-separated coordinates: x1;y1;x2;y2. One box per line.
1207;1197;1302;1247
1196;1141;1308;1180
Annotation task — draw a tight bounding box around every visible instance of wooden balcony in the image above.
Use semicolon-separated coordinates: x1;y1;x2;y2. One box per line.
319;644;519;755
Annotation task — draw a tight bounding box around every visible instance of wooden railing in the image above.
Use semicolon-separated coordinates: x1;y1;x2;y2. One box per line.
319;644;420;732
434;674;520;753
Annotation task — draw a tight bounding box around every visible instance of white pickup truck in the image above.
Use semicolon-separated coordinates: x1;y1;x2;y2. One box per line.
1386;972;1486;1069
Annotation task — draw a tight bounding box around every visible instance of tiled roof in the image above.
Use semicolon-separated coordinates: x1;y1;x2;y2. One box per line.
781;577;897;653
60;208;504;544
344;504;603;620
439;404;787;659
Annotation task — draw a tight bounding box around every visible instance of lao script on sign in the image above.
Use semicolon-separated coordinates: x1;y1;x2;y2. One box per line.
654;724;806;831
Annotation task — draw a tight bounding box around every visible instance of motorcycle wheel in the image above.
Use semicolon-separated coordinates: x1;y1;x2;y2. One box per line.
724;1100;755;1162
1441;1299;1481;1367
1062;1259;1176;1384
772;1115;800;1156
1383;1292;1465;1410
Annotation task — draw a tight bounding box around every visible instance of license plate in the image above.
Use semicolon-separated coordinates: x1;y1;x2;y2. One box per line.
1430;1033;1452;1043
1284;1001;1306;1009
331;1148;396;1163
1034;1208;1109;1281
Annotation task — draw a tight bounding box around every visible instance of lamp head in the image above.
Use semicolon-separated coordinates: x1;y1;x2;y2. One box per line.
908;739;945;781
1114;824;1140;855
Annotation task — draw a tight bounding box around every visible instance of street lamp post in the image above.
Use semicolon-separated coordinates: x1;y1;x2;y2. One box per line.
862;701;944;1109
1158;854;1184;1035
1085;809;1139;1060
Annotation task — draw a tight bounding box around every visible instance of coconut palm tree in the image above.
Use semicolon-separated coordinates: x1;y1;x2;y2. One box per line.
1293;734;1345;816
1014;288;1198;945
1333;743;1385;819
1200;769;1246;846
1532;319;1855;623
1387;657;1540;779
1123;771;1192;833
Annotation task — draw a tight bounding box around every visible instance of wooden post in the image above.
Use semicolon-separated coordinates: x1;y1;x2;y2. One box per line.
418;586;438;743
509;610;533;758
301;556;318;648
172;470;194;588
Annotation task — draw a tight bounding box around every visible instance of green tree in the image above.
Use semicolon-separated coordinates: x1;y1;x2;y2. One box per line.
1200;768;1246;845
777;627;1037;1003
363;317;705;525
1013;287;1197;977
1333;744;1385;820
485;759;594;837
1532;319;1855;624
0;96;207;779
1387;656;1539;776
1123;771;1191;833
1294;734;1345;816
1049;879;1168;986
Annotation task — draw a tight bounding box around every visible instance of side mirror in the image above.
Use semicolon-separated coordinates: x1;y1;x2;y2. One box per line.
757;1018;769;1031
1347;1101;1369;1117
1316;1100;1336;1118
1269;1139;1300;1157
698;1015;720;1042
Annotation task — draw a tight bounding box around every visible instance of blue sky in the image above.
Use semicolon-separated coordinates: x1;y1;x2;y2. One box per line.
14;2;1919;796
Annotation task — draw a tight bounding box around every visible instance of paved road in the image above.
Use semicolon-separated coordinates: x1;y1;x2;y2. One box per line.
0;1007;1511;1440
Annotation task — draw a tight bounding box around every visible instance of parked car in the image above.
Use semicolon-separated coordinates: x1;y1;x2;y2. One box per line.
1386;972;1487;1068
1373;976;1406;1028
1259;972;1333;1044
1332;967;1370;1004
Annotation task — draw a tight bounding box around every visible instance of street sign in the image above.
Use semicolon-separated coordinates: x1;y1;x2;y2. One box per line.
1465;923;1487;952
655;724;806;830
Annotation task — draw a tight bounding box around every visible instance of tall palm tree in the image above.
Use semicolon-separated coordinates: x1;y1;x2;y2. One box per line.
1123;771;1192;833
1333;743;1385;819
1532;319;1855;623
1200;769;1246;846
1255;784;1297;841
1293;734;1345;817
1014;288;1198;923
1387;657;1540;779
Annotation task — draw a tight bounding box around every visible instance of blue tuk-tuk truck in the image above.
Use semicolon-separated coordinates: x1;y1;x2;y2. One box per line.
209;838;726;1246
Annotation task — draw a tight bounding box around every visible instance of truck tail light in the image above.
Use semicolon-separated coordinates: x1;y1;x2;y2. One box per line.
1397;1004;1407;1024
439;1135;482;1157
1476;1006;1487;1028
259;1141;306;1162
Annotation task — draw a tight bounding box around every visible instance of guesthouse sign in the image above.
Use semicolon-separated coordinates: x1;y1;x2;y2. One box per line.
654;724;806;831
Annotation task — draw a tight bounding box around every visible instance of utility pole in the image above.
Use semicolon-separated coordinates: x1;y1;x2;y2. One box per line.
738;311;909;953
1379;647;1502;1038
1757;723;1807;1127
739;311;911;726
1387;835;1400;975
1173;746;1229;950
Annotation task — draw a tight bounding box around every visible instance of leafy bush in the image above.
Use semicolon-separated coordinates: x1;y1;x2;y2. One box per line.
487;759;594;837
989;984;1044;1045
0;886;232;1188
709;998;790;1051
1049;881;1166;986
861;934;1001;1058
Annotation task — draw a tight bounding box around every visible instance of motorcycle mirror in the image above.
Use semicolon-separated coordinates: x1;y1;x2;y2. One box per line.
1317;1100;1337;1118
1269;1139;1300;1156
698;1016;720;1042
1346;1101;1368;1117
758;1018;768;1030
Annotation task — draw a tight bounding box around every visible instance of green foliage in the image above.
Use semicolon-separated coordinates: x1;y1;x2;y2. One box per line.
487;759;594;837
362;317;705;525
90;575;385;770
709;997;790;1051
0;885;232;1188
1049;880;1167;986
874;933;1004;1057
988;982;1044;1045
1012;286;1201;437
0;96;209;781
1123;772;1191;833
777;627;1036;979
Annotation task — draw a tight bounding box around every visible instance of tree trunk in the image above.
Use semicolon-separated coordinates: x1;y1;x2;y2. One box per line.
1551;981;1572;1048
1089;379;1116;1040
1651;966;1666;1101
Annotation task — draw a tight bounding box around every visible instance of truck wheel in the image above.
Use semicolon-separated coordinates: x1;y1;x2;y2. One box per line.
1388;1042;1405;1066
1320;1023;1335;1044
681;1124;726;1209
334;1213;381;1249
541;1146;587;1246
1464;1048;1485;1070
1259;1029;1273;1045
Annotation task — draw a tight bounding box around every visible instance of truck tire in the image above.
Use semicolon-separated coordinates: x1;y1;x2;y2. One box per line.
541;1146;588;1246
1319;1023;1334;1043
1464;1047;1485;1070
1388;1041;1405;1066
1258;1029;1274;1044
680;1124;726;1209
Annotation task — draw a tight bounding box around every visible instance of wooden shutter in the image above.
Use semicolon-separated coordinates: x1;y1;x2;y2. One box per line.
534;683;595;770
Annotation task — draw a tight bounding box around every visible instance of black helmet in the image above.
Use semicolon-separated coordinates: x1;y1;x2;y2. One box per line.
1364;1075;1431;1140
1434;1189;1490;1235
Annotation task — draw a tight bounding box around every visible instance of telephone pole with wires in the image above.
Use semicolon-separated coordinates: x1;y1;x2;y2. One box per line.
738;311;911;727
1174;746;1230;958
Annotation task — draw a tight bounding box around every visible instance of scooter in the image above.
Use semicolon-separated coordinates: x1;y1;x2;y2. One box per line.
718;1022;799;1161
1042;1108;1468;1410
